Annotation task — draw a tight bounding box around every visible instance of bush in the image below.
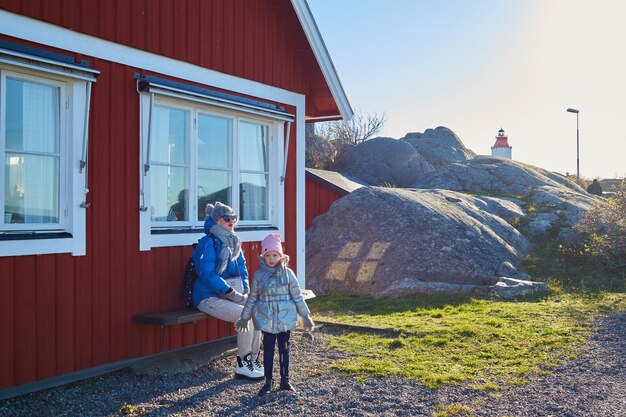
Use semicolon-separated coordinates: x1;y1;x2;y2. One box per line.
568;179;626;271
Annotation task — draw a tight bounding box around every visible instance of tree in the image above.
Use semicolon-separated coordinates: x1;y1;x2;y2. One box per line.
305;131;336;169
305;110;386;169
320;110;386;146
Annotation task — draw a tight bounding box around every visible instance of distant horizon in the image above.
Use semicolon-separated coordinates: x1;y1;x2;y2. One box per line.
308;0;626;180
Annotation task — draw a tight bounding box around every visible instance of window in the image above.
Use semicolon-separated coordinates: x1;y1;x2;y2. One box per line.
139;90;287;249
0;48;97;257
3;73;64;229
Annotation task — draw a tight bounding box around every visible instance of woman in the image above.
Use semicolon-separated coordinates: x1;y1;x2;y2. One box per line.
192;202;263;380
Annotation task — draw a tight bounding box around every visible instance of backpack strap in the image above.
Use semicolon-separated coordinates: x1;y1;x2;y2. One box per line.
208;233;218;256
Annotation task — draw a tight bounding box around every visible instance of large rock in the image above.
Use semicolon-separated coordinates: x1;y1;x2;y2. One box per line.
380;276;548;299
403;126;476;168
306;187;532;297
413;156;601;240
334;137;434;187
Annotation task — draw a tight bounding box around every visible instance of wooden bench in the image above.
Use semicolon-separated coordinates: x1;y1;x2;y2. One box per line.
133;309;213;352
134;289;316;352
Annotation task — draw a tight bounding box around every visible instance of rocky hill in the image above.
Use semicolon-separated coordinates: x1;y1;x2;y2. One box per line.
333;137;434;187
403;126;476;168
306;127;598;298
413;155;600;241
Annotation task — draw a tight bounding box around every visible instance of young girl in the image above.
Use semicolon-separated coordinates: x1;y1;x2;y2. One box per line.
236;233;315;396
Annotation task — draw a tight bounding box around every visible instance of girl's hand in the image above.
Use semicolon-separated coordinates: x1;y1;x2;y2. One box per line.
302;315;315;332
235;318;250;332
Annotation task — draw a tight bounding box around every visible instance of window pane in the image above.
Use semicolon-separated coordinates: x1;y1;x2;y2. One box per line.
239;173;268;221
197;114;231;169
6;77;59;153
150;165;189;222
151;106;188;165
4;153;59;224
198;169;232;220
239;121;268;172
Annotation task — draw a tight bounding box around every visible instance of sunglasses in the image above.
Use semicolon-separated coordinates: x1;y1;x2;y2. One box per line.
221;214;238;222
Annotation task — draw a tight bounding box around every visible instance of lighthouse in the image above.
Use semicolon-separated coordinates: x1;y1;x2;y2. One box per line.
491;128;512;159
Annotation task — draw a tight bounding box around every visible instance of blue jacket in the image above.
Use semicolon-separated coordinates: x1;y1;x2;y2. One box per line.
192;218;249;307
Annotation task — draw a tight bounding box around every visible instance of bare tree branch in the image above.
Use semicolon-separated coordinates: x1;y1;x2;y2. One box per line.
305;110;386;169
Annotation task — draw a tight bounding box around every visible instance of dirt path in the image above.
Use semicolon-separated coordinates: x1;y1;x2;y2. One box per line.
1;314;624;416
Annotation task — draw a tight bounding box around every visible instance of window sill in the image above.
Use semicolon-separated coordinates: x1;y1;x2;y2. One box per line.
146;225;281;249
0;234;84;257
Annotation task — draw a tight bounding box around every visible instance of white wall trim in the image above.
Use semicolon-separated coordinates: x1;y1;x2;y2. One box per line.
291;0;353;121
295;95;307;288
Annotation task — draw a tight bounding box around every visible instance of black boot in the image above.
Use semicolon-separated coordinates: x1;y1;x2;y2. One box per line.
279;377;296;392
258;378;273;396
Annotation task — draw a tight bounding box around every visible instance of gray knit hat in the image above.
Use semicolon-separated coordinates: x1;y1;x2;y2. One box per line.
206;201;235;223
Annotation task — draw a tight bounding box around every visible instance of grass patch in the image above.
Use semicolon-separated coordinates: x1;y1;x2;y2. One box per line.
309;291;626;389
434;403;475;417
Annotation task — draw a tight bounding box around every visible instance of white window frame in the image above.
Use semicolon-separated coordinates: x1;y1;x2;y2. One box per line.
139;92;286;250
0;58;95;257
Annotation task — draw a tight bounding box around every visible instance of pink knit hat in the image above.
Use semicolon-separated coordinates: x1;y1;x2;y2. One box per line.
261;233;283;256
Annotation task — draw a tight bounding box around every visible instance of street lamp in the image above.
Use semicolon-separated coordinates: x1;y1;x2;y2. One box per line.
566;108;580;184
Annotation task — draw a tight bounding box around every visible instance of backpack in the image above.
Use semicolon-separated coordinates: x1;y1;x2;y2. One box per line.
180;235;217;310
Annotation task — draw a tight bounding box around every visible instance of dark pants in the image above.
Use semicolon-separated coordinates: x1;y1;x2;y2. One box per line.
262;330;291;380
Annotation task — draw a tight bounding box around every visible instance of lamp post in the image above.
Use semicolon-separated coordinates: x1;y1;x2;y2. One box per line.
566;108;580;184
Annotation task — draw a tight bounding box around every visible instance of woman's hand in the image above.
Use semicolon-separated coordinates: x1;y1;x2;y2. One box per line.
222;287;246;303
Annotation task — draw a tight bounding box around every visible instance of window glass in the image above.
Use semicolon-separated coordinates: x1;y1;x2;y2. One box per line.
197;169;232;219
6;77;59;153
144;96;277;237
150;165;189;222
239;121;268;172
239;173;268;221
4;76;61;227
197;114;231;169
5;153;59;224
151;106;187;165
150;106;190;223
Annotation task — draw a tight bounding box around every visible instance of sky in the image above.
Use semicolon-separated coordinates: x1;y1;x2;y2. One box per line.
307;0;626;179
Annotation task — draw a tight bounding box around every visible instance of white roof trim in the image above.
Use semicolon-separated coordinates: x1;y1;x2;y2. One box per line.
291;0;353;121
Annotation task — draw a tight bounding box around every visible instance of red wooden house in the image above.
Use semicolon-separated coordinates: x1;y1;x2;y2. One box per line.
0;0;351;396
305;168;365;229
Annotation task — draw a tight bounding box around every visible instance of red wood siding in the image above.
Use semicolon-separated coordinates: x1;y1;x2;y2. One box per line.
0;0;308;388
305;178;343;230
0;258;15;388
0;0;335;118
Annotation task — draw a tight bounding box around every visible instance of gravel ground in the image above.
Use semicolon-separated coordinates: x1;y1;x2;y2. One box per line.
1;313;624;417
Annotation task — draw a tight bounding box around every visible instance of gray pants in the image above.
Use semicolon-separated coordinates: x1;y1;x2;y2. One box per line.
197;277;261;358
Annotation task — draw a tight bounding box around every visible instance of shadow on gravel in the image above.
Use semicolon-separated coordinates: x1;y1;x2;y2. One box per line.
315;320;415;338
